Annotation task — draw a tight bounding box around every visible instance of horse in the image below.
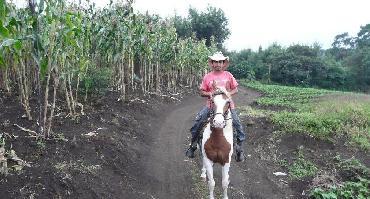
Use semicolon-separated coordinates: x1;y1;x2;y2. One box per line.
200;89;233;199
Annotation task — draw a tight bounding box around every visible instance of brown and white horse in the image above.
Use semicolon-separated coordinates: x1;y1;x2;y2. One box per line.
201;88;233;199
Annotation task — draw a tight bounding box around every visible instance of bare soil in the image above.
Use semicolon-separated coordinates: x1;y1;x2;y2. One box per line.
0;87;369;199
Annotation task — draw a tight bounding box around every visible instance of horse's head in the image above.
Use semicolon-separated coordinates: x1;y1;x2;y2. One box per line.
211;88;231;129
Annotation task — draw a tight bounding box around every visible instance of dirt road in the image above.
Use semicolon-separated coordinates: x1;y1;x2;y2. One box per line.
139;87;295;199
140;94;202;198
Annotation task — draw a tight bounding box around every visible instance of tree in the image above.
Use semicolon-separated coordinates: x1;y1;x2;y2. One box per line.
189;6;230;48
329;32;355;61
172;14;191;39
173;6;230;49
356;24;370;48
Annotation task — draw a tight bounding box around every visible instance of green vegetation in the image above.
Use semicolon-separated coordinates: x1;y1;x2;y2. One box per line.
228;25;370;92
243;81;370;150
238;105;273;118
335;156;369;179
173;6;230;48
79;66;113;98
310;178;370;199
245;81;332;109
288;149;318;180
241;81;370;199
0;0;217;138
310;156;370;199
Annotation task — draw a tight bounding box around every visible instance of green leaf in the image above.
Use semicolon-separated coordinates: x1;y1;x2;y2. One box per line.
0;21;10;38
40;56;48;81
0;38;20;50
0;55;4;69
0;0;8;19
13;40;21;50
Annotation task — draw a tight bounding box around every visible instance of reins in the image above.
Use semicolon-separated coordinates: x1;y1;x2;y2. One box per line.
209;93;232;128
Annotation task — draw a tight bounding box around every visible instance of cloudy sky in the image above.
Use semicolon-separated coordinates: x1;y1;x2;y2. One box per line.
117;0;370;51
14;0;370;51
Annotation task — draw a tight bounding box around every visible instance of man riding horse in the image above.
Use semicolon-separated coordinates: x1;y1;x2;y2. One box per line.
185;51;246;162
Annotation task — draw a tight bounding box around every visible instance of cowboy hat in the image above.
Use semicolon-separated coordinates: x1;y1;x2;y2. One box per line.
208;51;229;61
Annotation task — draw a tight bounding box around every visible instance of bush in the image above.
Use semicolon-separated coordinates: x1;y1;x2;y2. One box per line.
80;66;112;97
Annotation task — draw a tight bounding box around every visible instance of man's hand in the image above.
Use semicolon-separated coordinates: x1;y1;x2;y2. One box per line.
217;87;232;99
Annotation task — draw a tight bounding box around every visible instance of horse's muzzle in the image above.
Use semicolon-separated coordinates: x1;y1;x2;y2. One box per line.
212;115;226;128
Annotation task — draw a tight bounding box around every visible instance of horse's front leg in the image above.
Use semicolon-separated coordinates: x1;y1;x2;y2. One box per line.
200;164;207;180
222;163;231;199
200;143;207;180
203;158;215;199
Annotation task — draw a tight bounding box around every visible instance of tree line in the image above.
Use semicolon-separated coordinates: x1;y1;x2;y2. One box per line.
227;25;370;92
172;5;370;92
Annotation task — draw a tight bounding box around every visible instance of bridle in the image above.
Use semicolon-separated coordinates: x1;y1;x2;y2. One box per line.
209;92;232;129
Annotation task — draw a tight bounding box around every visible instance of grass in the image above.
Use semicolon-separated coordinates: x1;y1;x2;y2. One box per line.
243;80;332;109
288;156;318;180
241;81;370;150
238;105;273;118
286;148;318;180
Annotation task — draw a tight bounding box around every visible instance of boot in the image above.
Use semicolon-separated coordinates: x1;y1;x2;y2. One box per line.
235;141;245;162
185;141;198;158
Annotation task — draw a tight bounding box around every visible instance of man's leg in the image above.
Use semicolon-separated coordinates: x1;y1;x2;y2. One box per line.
186;107;210;158
230;109;246;162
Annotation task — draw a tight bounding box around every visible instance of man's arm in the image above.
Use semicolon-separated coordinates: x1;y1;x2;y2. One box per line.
200;87;238;99
228;87;238;97
200;89;213;98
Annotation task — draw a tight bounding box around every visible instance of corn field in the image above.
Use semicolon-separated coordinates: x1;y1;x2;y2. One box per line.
0;0;216;138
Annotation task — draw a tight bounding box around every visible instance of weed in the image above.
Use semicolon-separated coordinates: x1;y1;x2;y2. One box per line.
239;105;273;118
288;149;318;180
277;159;288;168
54;160;101;175
36;139;46;151
310;178;370;199
53;133;68;142
310;156;370;199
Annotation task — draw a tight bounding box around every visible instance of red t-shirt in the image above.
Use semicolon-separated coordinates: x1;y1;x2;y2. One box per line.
200;71;238;109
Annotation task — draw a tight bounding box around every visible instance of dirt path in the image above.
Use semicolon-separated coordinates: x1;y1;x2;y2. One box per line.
139;94;203;198
139;87;295;198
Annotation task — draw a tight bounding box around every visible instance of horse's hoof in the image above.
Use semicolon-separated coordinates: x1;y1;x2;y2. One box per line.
200;175;206;181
